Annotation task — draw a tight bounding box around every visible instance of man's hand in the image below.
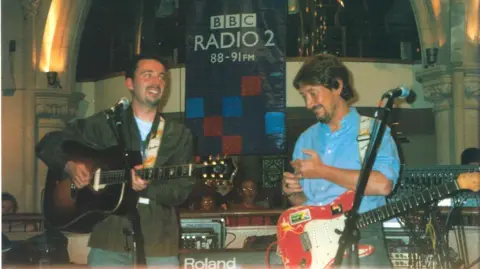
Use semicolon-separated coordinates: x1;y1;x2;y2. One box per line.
282;172;303;196
65;160;92;189
131;165;149;192
290;149;325;178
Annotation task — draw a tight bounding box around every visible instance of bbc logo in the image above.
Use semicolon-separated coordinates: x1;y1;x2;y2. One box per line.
210;13;257;29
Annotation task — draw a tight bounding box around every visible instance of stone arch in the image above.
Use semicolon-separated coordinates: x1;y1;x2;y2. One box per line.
36;0;92;91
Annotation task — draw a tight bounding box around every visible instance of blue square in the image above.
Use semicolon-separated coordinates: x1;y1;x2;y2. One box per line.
222;96;242;117
185;98;204;119
265;112;285;135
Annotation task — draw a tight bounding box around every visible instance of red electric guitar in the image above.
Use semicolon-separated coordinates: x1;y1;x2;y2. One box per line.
276;172;480;269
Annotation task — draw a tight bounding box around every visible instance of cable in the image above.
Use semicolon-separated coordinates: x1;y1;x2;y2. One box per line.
425;218;436;250
265;240;278;269
224;232;236;248
445;195;467;250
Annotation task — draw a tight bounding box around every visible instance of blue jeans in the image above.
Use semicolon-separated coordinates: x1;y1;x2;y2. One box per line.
88;248;179;269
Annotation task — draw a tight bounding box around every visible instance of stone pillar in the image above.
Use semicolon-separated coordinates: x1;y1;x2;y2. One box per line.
18;0;93;212
416;65;479;165
463;65;480;152
21;0;42;212
452;65;466;163
412;0;480;165
416;66;453;164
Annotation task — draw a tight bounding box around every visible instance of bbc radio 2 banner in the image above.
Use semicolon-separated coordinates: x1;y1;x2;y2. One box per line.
184;0;287;156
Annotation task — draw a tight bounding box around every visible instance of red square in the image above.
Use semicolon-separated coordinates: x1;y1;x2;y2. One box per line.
241;76;261;96
222;136;242;155
204;116;223;136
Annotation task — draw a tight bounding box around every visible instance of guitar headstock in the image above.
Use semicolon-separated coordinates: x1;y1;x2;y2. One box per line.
457;172;480;192
199;155;238;186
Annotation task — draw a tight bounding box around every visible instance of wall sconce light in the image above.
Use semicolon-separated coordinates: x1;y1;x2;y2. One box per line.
46;71;62;89
425;48;438;67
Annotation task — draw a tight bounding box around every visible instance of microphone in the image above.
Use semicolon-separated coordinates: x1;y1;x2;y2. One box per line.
107;97;130;114
381;86;416;104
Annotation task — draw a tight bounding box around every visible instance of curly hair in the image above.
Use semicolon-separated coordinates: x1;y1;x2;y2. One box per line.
293;54;354;101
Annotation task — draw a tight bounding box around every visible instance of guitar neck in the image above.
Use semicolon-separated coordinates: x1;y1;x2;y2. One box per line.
357;180;460;228
99;164;196;185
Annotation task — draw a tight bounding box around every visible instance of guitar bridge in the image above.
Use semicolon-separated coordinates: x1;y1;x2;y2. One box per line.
299;232;312;252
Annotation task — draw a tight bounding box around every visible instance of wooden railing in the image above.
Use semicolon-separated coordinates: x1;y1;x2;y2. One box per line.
3;207;478;232
2;213;45;233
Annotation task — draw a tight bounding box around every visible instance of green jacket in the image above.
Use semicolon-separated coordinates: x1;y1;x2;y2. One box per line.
35;106;196;257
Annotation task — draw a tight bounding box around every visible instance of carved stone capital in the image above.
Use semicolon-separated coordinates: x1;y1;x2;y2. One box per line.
423;83;452;104
21;0;41;20
465;81;480;99
415;65;450;84
35;90;82;124
463;64;480;100
458;63;480;76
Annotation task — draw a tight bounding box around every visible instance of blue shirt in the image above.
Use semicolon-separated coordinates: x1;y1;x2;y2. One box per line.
293;107;400;213
135;116;153;159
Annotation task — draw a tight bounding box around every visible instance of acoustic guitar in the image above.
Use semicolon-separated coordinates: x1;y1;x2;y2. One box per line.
42;140;237;233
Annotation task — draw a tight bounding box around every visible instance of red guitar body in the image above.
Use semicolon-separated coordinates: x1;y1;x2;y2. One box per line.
276;191;374;269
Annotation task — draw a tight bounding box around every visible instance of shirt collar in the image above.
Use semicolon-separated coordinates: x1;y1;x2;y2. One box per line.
320;106;359;134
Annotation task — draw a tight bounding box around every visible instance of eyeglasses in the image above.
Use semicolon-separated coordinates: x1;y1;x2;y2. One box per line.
242;187;254;191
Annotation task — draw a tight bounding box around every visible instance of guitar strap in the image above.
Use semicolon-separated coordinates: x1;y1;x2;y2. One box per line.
142;114;165;168
138;114;165;205
357;115;374;164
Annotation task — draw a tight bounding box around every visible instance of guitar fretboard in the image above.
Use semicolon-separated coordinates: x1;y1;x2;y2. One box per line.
357;181;460;228
98;164;193;185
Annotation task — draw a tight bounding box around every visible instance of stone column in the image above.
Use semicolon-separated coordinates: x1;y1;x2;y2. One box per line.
416;65;479;165
463;65;480;152
452;64;466;163
20;0;42;212
416;66;453;164
412;0;480;165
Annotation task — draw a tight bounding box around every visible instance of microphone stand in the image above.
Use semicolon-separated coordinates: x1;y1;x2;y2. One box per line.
105;110;146;268
332;96;396;268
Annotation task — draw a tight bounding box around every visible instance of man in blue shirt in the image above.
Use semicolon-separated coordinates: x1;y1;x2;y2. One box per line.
282;54;401;268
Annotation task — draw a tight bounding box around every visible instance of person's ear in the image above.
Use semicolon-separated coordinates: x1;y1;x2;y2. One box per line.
125;78;134;92
333;79;343;96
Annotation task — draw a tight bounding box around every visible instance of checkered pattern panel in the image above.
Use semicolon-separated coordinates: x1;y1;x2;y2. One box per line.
184;0;287;157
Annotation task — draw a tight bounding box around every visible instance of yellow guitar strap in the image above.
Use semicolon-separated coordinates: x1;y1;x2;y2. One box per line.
357;115;373;164
137;117;165;205
142;117;165;168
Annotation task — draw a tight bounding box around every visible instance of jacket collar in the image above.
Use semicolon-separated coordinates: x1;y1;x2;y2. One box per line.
123;105;176;166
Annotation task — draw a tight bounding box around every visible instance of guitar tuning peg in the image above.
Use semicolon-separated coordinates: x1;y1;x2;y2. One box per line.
208;155;212;161
202;174;207;178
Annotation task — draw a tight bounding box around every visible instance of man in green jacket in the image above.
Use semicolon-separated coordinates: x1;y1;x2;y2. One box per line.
35;53;196;268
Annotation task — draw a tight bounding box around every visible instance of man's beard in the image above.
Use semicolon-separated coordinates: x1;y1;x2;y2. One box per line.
315;104;335;124
145;98;161;107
